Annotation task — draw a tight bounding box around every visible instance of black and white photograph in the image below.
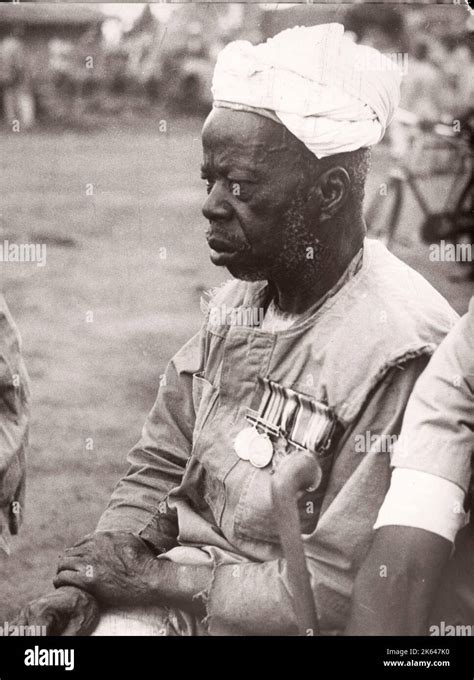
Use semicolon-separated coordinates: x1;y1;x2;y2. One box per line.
0;0;473;673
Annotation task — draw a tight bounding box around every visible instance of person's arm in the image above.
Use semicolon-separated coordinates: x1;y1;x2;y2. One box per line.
346;467;468;635
347;304;474;635
0;295;30;554
53;526;450;634
14;328;205;635
95;328;205;552
54;531;212;618
56;357;429;635
345;526;451;635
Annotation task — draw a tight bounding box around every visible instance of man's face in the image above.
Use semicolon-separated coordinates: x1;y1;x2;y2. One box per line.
201;108;324;282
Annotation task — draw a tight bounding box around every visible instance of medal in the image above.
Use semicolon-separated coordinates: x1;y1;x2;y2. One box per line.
249;432;274;468
238;380;281;468
235;378;338;469
234;427;274;468
234;426;257;461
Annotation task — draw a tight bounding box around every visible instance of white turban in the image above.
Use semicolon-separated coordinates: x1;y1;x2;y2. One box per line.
212;23;402;158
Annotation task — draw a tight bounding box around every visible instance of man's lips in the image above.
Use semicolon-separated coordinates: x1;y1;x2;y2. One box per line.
206;237;246;265
207;237;242;254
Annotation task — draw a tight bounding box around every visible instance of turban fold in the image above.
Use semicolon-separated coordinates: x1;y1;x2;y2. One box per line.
212;23;402;158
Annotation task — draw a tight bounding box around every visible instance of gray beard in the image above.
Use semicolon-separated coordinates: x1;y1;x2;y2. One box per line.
229;191;326;286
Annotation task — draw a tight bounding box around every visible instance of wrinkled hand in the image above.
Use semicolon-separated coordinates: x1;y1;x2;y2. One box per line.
12;586;99;636
54;531;159;606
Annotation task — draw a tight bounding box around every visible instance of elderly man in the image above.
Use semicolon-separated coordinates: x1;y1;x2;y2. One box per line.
17;24;458;636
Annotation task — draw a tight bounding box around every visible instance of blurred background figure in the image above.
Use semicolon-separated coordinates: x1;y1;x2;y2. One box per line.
401;41;444;122
122;5;162;104
0;295;30;556
344;3;408;53
161;21;212;115
47;38;76;120
48;38;74;93
0;25;35;130
439;38;474;120
0;2;471;128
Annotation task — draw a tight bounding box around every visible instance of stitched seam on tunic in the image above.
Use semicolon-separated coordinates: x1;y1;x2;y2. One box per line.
340;345;436;422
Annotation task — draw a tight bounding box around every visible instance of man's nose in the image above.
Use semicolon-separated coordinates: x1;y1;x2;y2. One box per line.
202;181;233;222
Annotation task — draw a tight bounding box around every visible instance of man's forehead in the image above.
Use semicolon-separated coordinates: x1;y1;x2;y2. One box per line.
202;108;296;164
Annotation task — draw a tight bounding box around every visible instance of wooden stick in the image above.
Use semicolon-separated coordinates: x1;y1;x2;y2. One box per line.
272;451;321;636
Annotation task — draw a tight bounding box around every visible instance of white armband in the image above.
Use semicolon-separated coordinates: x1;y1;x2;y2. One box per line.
374;468;468;543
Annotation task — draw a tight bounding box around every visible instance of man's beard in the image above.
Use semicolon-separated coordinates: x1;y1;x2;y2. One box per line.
227;189;326;286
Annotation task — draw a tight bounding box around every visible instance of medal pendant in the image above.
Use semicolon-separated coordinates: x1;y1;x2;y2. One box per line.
234;426;258;461
249;433;274;468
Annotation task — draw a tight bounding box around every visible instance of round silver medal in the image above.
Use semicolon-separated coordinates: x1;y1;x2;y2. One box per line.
233;426;257;461
249;433;274;468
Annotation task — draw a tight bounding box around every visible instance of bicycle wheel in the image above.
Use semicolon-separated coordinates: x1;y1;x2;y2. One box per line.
365;175;403;248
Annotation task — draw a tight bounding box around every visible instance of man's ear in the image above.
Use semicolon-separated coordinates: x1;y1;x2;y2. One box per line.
310;166;351;222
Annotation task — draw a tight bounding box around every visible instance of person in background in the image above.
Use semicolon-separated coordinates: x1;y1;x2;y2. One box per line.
0;294;30;555
0;26;35;130
443;39;474;120
400;42;444;122
389;40;446;162
347;297;473;635
344;4;408;54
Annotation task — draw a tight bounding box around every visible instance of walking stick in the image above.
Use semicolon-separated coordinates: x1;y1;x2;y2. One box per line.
272;451;321;636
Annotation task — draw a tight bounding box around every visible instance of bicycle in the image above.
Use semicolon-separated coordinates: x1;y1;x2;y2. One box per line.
365;108;473;276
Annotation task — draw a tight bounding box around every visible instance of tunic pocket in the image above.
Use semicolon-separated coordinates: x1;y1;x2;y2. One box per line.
234;466;280;544
233;457;334;545
190;372;228;524
191;372;219;444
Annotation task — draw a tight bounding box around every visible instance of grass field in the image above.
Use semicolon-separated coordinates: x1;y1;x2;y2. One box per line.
0;118;471;621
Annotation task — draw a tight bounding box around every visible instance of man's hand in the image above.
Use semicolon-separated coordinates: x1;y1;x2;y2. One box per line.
12;586;99;636
54;531;159;606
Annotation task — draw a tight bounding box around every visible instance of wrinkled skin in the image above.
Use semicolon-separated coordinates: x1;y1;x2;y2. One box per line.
12;532;159;635
201;107;356;314
53;531;158;606
12;586;99;636
201;108;319;284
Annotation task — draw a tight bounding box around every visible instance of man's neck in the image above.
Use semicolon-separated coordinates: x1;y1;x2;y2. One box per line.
270;240;364;316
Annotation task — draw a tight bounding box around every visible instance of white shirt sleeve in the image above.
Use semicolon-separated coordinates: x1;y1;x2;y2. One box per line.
374;467;469;543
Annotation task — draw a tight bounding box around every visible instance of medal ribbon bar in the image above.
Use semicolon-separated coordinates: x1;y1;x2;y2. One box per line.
245;379;337;455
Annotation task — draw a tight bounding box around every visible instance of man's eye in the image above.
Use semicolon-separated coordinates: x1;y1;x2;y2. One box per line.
204;180;214;195
229;180;253;200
